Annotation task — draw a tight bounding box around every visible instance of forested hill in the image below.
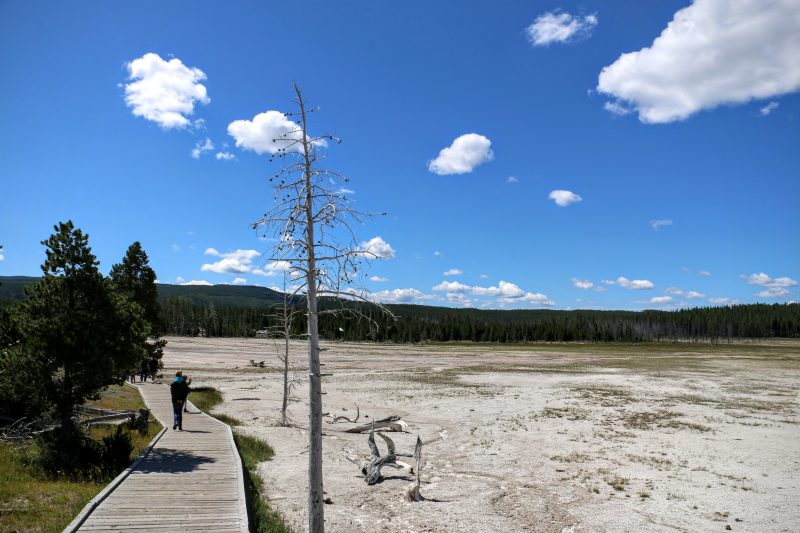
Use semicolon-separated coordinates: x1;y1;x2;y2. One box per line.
0;276;287;307
2;276;799;342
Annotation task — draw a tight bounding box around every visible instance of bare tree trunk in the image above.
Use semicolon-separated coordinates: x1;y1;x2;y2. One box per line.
297;81;325;533
281;292;290;427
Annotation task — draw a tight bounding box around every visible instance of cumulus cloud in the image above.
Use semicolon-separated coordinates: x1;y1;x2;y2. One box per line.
124;53;210;129
180;279;213;286
597;0;800;123
369;276;388;282
760;101;780;116
650;219;672;231
742;272;797;287
0;245;4;261
443;268;463;276
666;288;705;298
215;151;236;161
549;190;582;207
360;236;396;259
708;297;737;305
191;138;214;159
433;281;471;293
615;277;655;290
428;133;494;175
526;11;598;46
507;176;518;183
228;110;325;155
572;278;594;290
231;277;247;285
651;296;673;304
432;279;554;306
433;251;443;257
756;287;792;298
371;288;436;304
201;248;261;275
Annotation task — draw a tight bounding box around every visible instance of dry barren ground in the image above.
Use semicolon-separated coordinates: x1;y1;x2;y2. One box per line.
163;337;800;533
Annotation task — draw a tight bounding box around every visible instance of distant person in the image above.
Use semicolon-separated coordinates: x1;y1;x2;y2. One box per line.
148;357;158;383
170;370;190;431
139;359;149;382
129;368;137;383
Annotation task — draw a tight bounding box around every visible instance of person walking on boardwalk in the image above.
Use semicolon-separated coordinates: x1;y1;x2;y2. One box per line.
170;370;190;430
139;358;148;382
148;356;158;383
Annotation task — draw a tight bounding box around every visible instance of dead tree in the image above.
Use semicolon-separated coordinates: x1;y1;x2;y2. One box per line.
263;273;304;427
253;82;393;533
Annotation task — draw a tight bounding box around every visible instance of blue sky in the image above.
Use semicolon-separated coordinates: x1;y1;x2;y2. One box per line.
1;0;798;310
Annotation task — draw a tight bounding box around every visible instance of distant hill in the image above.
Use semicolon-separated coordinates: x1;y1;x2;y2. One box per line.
0;276;288;308
0;276;38;301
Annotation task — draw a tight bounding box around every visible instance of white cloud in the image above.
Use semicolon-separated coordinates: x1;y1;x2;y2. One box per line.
360;236;396;259
472;280;526;298
526;11;598;46
507;176;518;183
548;190;582;207
428;133;494;175
231;277;247;285
337;188;355;195
433;281;471;293
443;268;463;276
509;292;555;306
369;276;388;282
176;276;185;284
603;101;632;116
650;296;673;304
708;297;737;305
0;246;5;261
698;270;712;277
433;251;443;257
615;277;655;290
666;288;705;298
479;274;489;279
446;292;473;306
267;260;291;271
371;288;436;304
650;219;673;231
191;137;214;159
572;278;594;290
601;279;615;285
201;249;261;274
756;287;791;298
215;151;236;161
124;53;210;129
171;244;181;253
227;110;325;155
760;101;780;116
180;279;212;286
598;0;800;124
742;272;797;287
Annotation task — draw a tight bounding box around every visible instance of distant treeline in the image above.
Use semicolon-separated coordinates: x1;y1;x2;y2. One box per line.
160;297;800;343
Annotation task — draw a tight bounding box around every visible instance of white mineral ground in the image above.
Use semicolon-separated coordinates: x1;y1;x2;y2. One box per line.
162;336;800;533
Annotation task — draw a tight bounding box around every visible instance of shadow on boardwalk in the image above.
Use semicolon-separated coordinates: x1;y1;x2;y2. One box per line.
136;448;217;474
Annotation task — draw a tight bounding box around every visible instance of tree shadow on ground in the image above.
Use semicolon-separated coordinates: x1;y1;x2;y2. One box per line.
137;448;217;473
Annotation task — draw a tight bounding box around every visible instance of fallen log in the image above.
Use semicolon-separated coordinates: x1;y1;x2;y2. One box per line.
333;405;360;424
344;415;408;433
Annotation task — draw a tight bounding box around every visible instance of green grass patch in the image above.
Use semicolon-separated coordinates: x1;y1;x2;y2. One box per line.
189;386;242;426
233;432;289;533
0;384;161;533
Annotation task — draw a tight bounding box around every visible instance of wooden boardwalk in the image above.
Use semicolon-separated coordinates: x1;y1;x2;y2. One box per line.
67;381;248;532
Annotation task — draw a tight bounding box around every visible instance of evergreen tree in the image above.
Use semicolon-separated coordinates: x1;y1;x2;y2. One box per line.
16;222;148;435
110;241;167;362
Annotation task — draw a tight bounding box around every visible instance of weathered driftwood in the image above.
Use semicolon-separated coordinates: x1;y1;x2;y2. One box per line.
344;415;408;433
405;436;425;502
332;405;360;423
347;422;420;485
249;359;266;368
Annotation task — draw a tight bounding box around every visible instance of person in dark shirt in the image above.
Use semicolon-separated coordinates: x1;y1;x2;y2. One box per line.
169;371;190;430
139;359;149;382
148;357;158;383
